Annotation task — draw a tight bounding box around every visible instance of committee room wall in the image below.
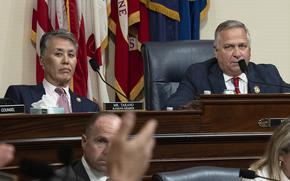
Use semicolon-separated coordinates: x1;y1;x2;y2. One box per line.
0;0;290;97
0;0;35;97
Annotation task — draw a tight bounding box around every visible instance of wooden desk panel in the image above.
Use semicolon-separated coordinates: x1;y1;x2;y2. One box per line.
1;94;290;180
0;131;271;181
198;94;290;132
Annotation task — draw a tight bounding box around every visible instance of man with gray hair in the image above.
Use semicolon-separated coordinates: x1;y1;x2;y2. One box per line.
165;20;290;109
5;29;99;113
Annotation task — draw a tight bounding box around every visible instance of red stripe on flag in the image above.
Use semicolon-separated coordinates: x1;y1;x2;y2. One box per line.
111;0;130;99
36;54;44;83
128;2;149;100
32;9;37;33
67;0;79;38
73;16;88;96
37;0;52;31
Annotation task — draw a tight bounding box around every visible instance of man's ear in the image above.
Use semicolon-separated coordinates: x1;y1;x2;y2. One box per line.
40;57;45;70
81;134;87;149
279;154;284;162
214;46;218;58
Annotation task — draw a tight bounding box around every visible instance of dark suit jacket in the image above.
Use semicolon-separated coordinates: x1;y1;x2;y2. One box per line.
70;160;91;181
38;160;89;181
4;84;99;113
165;58;290;109
52;160;99;181
53;160;90;181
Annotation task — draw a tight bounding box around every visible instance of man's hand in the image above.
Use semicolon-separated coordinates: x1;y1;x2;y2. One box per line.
108;112;157;181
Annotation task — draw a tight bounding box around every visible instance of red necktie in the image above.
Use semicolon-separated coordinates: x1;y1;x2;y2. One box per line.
233;77;240;94
55;88;70;113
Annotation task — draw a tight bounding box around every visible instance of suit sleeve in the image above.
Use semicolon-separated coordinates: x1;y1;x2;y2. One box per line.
271;65;290;93
4;86;22;104
163;66;197;109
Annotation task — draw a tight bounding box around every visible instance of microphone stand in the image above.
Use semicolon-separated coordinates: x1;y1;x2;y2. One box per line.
89;58;129;101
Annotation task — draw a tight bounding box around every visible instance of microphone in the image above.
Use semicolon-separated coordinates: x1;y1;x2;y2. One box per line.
238;59;290;89
239;169;279;181
89;58;129;101
238;59;248;74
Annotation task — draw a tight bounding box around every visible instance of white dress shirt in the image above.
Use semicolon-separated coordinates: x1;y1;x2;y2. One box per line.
81;157;108;181
42;79;72;111
223;73;248;94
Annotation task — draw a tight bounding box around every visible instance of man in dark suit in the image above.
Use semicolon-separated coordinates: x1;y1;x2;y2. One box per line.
5;29;99;113
49;112;157;181
165;20;290;109
54;113;121;181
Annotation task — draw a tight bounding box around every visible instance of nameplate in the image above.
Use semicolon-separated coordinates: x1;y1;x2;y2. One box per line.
104;102;143;111
0;104;25;114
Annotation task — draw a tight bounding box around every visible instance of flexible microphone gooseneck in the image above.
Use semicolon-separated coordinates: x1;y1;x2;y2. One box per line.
238;59;290;89
239;169;279;181
89;58;129;101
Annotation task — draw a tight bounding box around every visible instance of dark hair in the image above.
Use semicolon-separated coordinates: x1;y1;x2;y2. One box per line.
39;29;78;57
84;113;120;136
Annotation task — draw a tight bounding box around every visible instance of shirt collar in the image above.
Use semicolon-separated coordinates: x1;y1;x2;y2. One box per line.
223;73;248;83
81;156;108;181
43;79;70;95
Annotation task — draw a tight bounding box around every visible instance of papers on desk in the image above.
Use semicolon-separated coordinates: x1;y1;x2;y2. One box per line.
30;94;64;114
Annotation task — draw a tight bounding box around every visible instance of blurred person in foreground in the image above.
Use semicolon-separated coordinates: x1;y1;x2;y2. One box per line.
243;119;290;181
54;112;157;181
57;113;122;181
107;112;157;181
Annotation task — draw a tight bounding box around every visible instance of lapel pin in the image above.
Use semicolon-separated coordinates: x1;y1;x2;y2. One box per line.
254;86;260;94
76;97;82;102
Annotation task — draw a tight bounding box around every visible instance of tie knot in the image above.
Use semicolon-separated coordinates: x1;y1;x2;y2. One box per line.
233;77;240;85
233;77;239;81
55;88;66;95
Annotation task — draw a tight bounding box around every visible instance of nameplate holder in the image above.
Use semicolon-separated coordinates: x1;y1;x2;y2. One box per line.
0;104;25;114
258;118;287;128
104;102;143;111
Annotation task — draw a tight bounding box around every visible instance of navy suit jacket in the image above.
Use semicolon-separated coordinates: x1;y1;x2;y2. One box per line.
53;160;105;181
165;58;290;109
40;160;89;181
4;84;99;113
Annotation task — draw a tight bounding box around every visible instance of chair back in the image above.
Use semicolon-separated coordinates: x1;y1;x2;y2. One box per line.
152;166;241;181
142;40;214;110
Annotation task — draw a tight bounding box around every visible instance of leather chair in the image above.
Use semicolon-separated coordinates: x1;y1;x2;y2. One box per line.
142;40;214;110
152;166;241;181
